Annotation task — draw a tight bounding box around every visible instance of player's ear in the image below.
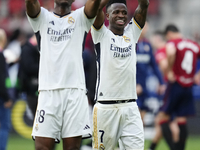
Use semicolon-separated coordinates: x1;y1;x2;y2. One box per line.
106;13;109;20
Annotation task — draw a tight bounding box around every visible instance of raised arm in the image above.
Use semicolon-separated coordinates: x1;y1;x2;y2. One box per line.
93;0;110;29
134;0;149;28
166;42;176;70
84;0;104;19
25;0;41;18
165;42;176;82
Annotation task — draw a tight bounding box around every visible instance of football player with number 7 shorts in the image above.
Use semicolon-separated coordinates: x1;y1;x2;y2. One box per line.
91;0;149;149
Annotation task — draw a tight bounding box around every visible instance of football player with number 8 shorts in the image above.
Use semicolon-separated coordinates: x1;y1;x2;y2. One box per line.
25;0;102;149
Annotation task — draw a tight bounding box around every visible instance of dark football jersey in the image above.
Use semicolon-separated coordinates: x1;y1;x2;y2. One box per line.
168;38;200;87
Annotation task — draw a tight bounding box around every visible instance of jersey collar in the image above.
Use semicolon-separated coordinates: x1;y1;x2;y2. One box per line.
53;12;71;18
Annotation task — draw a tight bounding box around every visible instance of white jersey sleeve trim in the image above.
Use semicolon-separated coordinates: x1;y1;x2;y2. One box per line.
26;8;41;19
83;10;96;21
91;24;107;44
128;18;142;43
91;24;104;31
27;7;46;33
133;18;142;30
78;7;96;31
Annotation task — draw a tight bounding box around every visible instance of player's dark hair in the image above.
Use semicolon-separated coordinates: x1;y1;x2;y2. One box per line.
153;30;166;41
164;24;179;34
154;30;164;36
106;0;127;12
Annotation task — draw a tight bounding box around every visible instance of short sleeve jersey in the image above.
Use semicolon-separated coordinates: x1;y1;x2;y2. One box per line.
91;19;142;101
168;38;200;87
27;7;95;90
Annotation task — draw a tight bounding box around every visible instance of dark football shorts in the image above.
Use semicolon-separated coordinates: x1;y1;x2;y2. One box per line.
160;82;195;117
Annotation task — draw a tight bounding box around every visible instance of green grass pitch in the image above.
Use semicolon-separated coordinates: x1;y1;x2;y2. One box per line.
7;134;200;150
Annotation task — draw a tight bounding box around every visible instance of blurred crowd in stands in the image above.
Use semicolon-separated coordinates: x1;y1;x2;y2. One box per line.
0;0;160;38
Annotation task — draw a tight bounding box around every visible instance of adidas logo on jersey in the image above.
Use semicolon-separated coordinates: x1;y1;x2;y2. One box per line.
111;38;115;43
84;125;90;130
49;21;55;25
99;92;103;96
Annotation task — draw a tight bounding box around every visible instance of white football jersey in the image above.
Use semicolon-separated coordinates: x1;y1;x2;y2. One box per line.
91;19;142;101
27;7;95;90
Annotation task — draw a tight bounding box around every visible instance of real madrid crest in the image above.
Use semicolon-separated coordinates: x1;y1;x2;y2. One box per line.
68;17;75;24
35;124;39;131
123;36;131;43
99;144;105;150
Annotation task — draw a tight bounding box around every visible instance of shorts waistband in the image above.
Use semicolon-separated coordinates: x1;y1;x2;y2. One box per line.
98;99;136;104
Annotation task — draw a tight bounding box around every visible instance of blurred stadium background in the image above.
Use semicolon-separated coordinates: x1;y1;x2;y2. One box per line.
0;0;200;150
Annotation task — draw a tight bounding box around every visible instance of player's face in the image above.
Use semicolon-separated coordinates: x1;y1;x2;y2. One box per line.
106;3;128;32
0;29;7;49
165;31;173;41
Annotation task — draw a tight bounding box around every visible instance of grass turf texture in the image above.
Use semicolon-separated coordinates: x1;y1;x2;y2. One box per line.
7;134;200;150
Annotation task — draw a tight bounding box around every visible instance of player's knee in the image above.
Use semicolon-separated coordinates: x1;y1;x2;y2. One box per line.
35;145;50;150
64;147;80;150
35;139;55;150
63;142;81;150
159;112;170;121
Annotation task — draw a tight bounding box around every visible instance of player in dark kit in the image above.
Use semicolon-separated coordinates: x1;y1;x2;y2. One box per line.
18;34;39;117
149;30;180;150
136;23;165;121
159;24;200;150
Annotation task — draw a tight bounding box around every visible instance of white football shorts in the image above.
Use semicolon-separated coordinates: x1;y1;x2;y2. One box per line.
92;101;144;150
32;88;91;142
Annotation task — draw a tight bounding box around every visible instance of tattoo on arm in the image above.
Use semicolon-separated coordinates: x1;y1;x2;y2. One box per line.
134;0;149;28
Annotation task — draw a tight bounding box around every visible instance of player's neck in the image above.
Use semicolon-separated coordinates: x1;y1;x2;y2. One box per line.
172;33;182;40
54;6;71;17
109;27;124;36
